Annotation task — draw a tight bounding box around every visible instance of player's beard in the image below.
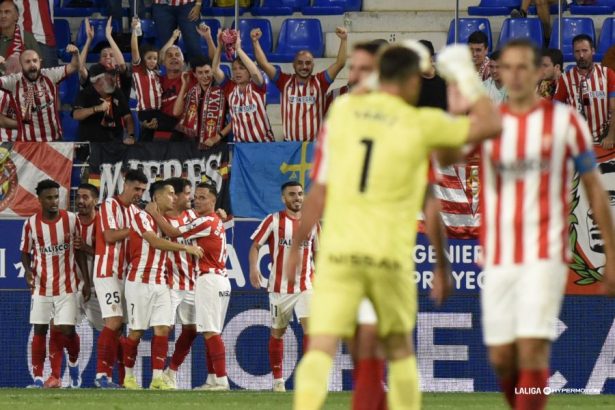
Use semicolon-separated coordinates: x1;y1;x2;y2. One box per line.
24;67;40;82
577;58;592;70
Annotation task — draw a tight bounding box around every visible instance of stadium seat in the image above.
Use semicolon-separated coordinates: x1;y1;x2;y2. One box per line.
54;0;106;18
468;0;520;16
302;0;363;15
177;19;221;59
53;19;72;63
251;0;294;16
596;17;615;61
201;0;250;16
75;18;122;62
447;18;493;52
527;1;567;15
263;67;280;104
498;18;544;48
548;17;595;62
139;19;158;48
570;0;615;15
60;111;79;142
230;19;273;60
58;74;80;107
270;19;325;62
132;110;142;141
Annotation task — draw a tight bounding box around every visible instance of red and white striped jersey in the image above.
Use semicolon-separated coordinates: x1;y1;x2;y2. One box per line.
20;210;81;296
165;209;198;290
477;99;594;268
223;80;274;142
0;66;67;141
18;1;56;46
554;63;615;143
153;0;195;5
251;211;319;294
324;84;349;115
179;212;227;277
274;69;333;141
94;197;136;281
132;63;162;111
127;209;168;285
77;214;96;286
0;88;18;141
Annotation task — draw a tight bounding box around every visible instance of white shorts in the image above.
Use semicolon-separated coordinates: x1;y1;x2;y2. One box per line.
30;292;78;326
125;281;173;331
269;290;312;329
170;289;196;325
481;261;568;346
78;287;105;331
357;298;378;325
195;274;231;334
94;276;126;320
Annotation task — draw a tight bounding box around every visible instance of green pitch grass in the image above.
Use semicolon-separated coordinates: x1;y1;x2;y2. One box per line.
1;390;615;409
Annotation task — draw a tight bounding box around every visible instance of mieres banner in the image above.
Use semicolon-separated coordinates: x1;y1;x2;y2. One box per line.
88;142;231;212
0;142;73;218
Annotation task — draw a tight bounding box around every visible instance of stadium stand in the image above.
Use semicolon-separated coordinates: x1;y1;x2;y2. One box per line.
270;18;326;61
75;18;123;61
468;0;520;16
596;17;615;61
447;18;493;51
233;18;275;59
251;0;296;16
302;0;363;15
54;0;106;17
570;0;615;15
548;17;596;61
497;17;544;48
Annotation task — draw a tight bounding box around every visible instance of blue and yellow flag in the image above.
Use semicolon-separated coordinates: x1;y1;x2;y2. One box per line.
231;142;314;218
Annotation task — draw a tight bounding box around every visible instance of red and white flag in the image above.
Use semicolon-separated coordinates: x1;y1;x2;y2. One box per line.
0;142;74;217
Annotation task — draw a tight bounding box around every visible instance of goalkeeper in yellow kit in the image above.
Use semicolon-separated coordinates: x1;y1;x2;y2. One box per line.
286;43;503;410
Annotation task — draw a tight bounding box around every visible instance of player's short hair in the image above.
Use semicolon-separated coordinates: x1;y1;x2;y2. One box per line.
281;181;303;192
490;50;501;61
573;34;594;49
378;45;420;84
36;179;60;196
124;168;148;184
468;31;489;48
78;183;99;198
501;39;542;68
190;55;212;71
353;41;385;56
165;177;190;195
196;181;218;197
149;180;172;199
419;39;435;57
543;48;564;70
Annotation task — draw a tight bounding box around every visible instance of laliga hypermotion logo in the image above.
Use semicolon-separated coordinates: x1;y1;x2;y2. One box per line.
0;145;17;213
569;155;615;286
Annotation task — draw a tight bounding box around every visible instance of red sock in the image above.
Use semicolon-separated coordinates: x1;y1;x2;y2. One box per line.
302;334;309;355
116;336;125;384
268;336;284;379
499;373;518;408
121;337;140;369
516;369;549;410
96;327;118;375
352;359;387;410
205;335;227;377
63;333;80;364
170;327;198;371
206;347;215;374
151;335;169;371
49;329;63;378
31;334;47;378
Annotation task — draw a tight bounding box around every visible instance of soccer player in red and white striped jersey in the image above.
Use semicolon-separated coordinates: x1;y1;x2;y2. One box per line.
252;27;348;141
0;87;18;141
121;180;203;390
249;181;318;392
93;169;148;389
214;30;273;142
554;34;615;149
0;46;79;141
452;40;615;409
21;179;90;389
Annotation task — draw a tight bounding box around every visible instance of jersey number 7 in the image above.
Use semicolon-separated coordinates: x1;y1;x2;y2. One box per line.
359;138;374;192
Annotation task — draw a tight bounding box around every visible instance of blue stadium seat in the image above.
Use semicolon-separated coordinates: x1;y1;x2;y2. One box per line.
139;19;158;47
447;18;493;52
230;19;273;60
53;19;72;63
270;19;325;62
263;67;280;104
596;18;615;61
220;64;231;79
177;19;221;59
58;74;79;107
498;18;544;48
468;0;520;16
201;0;249;16
251;0;294;16
54;0;106;18
527;1;567;15
75;18;122;63
132;110;142;141
60;111;79;142
570;0;615;15
548;17;595;62
302;0;362;15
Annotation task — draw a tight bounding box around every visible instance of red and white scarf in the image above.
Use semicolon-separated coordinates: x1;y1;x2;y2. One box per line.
176;83;225;148
6;24;24;58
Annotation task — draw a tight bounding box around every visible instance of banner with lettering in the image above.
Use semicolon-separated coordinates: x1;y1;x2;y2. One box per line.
87;141;231;212
230;142;314;218
0;142;73;218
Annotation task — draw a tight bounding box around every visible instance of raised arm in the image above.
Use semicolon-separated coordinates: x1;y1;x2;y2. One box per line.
65;44;80;76
197;23;216;61
172;71;191;117
326;27;348;80
79;17;94;82
236;32;264;86
211;30;225;84
251;28;276;80
130;17;141;64
159;29;182;63
105;17;126;71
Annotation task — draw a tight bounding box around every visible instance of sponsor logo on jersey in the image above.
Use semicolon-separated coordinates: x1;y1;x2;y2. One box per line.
328;253;401;271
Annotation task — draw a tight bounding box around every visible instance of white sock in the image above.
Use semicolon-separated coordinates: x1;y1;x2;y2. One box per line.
96;372;107;379
274;378;284;383
167;368;176;377
217;376;229;386
153;369;163;378
68;361;78;368
206;373;217;385
125;367;134;378
34;377;43;382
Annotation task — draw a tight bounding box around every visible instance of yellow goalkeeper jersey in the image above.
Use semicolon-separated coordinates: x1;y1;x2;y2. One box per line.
311;91;470;271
